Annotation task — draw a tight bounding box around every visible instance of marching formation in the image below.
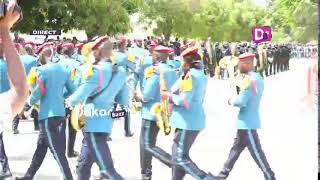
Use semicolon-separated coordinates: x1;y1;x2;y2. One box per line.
0;34;316;180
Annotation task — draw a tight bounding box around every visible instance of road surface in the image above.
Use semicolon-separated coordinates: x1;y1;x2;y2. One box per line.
2;58;317;180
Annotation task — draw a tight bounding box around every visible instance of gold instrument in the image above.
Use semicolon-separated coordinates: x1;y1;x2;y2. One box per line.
151;71;172;135
71;103;86;131
70;42;94;131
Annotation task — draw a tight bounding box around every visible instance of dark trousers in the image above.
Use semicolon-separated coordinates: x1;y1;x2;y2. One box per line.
140;120;172;176
113;104;132;136
31;109;39;130
12;105;40;131
25;117;73;180
76;132;123;180
66;108;77;155
12;114;20;131
266;62;273;77
0;133;9;173
172;129;207;180
218;129;275;180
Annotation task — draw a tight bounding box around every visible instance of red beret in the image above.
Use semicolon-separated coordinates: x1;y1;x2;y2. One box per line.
14;43;21;49
24;41;36;48
239;53;256;61
136;39;143;43
61;43;75;49
149;41;158;48
75;43;84;49
36;42;54;54
92;36;109;50
181;47;198;57
153;45;173;54
117;37;127;44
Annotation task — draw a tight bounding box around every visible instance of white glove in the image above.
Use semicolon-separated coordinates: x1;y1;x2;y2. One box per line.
65;99;73;110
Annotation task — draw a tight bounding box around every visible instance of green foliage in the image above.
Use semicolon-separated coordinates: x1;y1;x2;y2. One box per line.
268;0;317;42
15;0;134;39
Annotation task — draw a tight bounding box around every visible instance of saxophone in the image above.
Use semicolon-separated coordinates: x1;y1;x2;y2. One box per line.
151;71;172;135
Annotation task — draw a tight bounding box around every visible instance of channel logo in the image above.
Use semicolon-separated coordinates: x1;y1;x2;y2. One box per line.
252;26;272;43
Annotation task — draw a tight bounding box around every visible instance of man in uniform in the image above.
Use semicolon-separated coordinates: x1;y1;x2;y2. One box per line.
16;46;75;180
66;38;124;180
273;44;281;75
134;45;176;180
162;47;216;180
217;53;276;180
114;38;135;137
12;44;37;134
265;44;274;77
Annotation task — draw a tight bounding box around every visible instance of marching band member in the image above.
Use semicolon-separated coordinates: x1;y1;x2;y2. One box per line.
217;53;276;180
16;45;76;180
65;38;124;180
161;47;216;180
134;45;176;180
12;42;38;134
59;43;82;158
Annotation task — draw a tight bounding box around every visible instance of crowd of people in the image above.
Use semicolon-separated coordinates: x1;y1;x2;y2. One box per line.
0;2;318;180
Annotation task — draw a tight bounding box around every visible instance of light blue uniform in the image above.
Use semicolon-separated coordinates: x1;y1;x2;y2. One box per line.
67;61;128;133
141;62;177;121
232;71;264;129
0;55;37;93
0;58;9;93
170;68;208;131
114;51;135;72
29;63;76;121
134;55;153;90
21;55;38;75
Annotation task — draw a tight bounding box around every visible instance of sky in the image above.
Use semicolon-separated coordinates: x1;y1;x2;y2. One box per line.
254;0;268;6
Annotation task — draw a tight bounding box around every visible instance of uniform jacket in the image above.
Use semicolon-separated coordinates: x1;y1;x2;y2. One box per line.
232;71;264;129
29;63;76;120
141;62;175;121
67;61;128;133
169;68;208;131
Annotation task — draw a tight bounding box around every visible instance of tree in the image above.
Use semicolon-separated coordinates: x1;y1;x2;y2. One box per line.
15;0;137;39
268;0;317;42
140;0;195;41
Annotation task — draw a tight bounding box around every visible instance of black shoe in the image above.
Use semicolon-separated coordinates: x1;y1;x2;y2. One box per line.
0;169;12;179
202;172;219;180
125;132;134;137
141;168;152;180
15;174;33;180
67;151;79;158
94;173;109;180
106;136;112;141
13;129;19;134
141;174;151;180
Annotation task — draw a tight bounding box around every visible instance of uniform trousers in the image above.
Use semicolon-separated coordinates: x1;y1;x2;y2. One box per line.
172;129;207;180
24;117;73;180
76;132;123;180
218;129;275;180
140;119;172;177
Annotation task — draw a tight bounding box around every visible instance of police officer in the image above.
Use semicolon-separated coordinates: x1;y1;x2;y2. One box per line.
217;53;276;180
161;47;216;180
134;45;175;180
266;44;274;77
65;38;124;180
16;46;75;180
273;44;281;75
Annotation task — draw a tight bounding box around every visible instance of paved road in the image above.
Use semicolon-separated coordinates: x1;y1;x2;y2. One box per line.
2;58;317;180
